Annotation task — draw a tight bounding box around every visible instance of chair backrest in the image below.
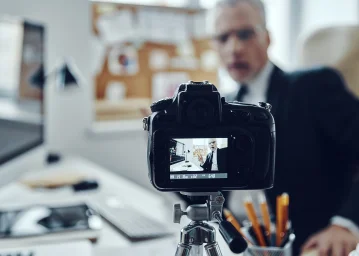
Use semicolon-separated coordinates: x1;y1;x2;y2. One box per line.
297;25;359;97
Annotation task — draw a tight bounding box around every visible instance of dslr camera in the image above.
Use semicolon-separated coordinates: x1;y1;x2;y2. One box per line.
143;81;275;192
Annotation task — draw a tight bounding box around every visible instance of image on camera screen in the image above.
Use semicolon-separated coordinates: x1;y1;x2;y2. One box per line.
169;138;228;180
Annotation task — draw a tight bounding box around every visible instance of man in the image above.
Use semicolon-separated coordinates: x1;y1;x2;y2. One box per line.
198;138;227;172
211;0;359;255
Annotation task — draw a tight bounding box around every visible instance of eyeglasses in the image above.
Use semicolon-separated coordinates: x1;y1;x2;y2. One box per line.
213;27;263;44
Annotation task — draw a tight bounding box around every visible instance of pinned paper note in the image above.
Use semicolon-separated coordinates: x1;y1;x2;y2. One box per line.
200;50;219;71
137;8;190;44
170;56;199;70
152;72;190;102
149;49;169;70
108;44;138;75
176;41;195;57
105;81;126;101
96;9;135;45
192;12;208;39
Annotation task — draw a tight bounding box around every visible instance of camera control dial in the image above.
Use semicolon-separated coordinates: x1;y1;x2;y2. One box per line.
173;204;186;224
150;97;173;112
258;102;272;112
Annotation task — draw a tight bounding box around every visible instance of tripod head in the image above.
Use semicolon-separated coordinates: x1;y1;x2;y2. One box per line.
173;192;248;254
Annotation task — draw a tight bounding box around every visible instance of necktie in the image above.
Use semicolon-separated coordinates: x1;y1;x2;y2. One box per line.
209;152;213;164
236;84;249;102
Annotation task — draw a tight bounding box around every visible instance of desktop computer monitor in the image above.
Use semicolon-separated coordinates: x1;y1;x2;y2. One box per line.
0;16;46;188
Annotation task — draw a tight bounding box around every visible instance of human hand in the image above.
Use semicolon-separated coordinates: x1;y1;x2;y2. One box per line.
198;154;204;164
301;225;359;256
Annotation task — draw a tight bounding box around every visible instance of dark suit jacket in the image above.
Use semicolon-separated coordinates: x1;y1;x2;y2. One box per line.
177;65;359;254
200;148;227;172
248;65;359;254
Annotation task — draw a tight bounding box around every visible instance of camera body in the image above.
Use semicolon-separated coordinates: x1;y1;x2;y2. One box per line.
143;81;275;192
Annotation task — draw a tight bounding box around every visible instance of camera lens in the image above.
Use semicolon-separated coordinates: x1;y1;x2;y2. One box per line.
186;99;215;127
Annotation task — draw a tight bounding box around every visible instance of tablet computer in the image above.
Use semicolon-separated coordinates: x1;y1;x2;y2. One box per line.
0;202;102;245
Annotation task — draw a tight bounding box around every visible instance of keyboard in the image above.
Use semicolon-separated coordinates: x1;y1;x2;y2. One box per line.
91;199;173;241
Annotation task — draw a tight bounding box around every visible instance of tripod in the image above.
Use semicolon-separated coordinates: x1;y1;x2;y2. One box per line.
173;192;248;256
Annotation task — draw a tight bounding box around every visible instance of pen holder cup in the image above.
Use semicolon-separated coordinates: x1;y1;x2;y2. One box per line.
243;232;295;256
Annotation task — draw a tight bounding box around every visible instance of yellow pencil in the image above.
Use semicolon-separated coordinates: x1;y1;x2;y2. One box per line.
259;194;271;237
276;195;283;246
281;193;289;236
244;197;267;247
223;208;253;245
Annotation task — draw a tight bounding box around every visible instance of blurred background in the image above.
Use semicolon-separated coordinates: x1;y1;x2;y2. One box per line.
1;0;358;194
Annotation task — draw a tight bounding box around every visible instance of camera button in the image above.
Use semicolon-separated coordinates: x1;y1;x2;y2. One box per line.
143;117;149;131
254;112;268;121
237;110;251;121
150;98;172;112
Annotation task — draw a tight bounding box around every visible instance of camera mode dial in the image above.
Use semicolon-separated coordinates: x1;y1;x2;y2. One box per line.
258;102;272;112
150;97;173;112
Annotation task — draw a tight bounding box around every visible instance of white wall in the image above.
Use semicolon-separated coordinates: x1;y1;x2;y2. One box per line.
301;0;359;35
296;0;359;64
1;0;92;154
265;0;291;68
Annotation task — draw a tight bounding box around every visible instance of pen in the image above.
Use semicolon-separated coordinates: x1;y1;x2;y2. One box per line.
223;208;253;245
244;197;267;247
276;195;283;246
259;194;271;237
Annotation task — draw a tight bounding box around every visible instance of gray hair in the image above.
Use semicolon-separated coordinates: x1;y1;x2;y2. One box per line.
206;0;267;35
217;0;266;25
207;138;217;144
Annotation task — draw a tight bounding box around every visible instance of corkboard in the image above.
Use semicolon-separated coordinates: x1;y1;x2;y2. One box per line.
92;2;219;101
95;40;218;99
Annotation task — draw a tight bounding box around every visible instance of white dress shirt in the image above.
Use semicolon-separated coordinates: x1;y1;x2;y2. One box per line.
230;61;359;238
211;149;218;171
235;61;274;104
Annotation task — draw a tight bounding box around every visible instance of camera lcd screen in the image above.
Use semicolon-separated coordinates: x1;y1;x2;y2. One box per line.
169;138;228;180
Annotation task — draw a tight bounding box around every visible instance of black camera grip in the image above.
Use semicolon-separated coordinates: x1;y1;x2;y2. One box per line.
150;97;173;112
219;220;248;254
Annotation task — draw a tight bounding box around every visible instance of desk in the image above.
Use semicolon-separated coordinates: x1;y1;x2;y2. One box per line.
0;156;240;256
170;160;203;172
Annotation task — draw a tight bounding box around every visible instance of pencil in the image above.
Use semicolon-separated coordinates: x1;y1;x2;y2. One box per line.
276;195;283;246
244;197;267;247
223;208;253;245
259;194;271;237
281;193;289;236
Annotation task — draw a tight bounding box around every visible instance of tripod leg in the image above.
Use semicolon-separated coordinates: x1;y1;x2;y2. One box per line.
175;243;191;256
190;245;203;256
204;242;223;256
